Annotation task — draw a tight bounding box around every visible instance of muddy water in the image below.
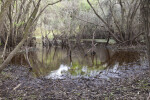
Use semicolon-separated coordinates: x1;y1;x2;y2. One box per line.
10;45;147;79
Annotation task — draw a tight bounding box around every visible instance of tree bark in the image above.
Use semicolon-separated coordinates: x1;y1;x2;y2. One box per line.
0;0;42;73
0;0;13;31
141;0;150;67
87;0;122;42
0;0;62;73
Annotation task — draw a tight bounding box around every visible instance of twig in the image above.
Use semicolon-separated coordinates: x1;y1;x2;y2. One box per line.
74;16;99;26
34;0;62;22
13;83;22;90
86;43;97;55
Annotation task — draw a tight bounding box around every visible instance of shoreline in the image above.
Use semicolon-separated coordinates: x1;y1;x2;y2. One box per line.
0;65;149;99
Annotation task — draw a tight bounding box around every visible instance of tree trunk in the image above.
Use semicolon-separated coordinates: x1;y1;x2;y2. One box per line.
0;0;13;25
0;0;42;73
141;0;150;67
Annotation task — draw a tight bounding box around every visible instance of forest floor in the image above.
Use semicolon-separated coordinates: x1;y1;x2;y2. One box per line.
0;65;150;100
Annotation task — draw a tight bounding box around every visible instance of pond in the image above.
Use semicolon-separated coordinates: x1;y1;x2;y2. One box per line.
10;44;147;79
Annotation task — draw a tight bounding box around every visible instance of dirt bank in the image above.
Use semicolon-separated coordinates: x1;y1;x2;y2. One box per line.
0;65;150;99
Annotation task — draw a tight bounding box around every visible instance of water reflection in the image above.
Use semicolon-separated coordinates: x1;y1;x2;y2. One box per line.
10;45;144;79
46;64;69;79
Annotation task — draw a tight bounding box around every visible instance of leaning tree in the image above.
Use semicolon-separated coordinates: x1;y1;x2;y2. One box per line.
0;0;62;73
87;0;143;44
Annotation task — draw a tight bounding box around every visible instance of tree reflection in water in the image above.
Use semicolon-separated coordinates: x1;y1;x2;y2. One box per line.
10;45;143;79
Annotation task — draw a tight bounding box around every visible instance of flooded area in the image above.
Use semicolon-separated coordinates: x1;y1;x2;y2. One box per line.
10;44;148;80
2;44;150;99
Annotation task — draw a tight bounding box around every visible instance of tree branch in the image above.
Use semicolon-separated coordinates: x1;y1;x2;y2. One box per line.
34;0;62;22
87;0;121;42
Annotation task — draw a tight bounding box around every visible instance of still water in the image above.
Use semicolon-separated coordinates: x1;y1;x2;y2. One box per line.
10;45;147;79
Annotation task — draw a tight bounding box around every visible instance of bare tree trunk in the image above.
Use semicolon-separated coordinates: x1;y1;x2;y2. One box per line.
0;0;42;73
2;4;13;59
87;0;121;42
0;0;62;73
141;0;150;66
0;0;13;27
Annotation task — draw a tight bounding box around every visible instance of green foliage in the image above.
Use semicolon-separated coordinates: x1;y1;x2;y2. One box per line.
14;21;25;27
80;0;91;11
14;1;17;9
69;61;106;76
79;0;97;11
